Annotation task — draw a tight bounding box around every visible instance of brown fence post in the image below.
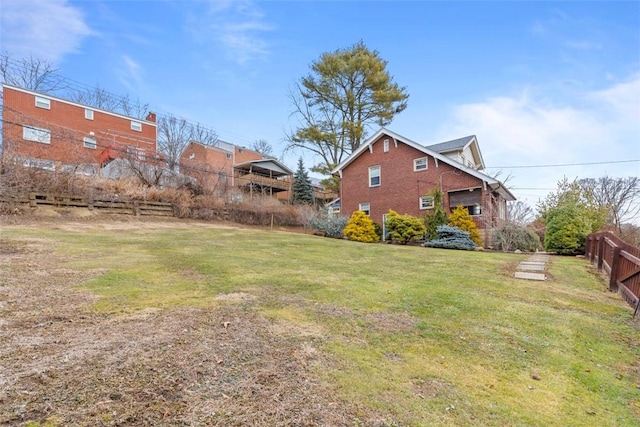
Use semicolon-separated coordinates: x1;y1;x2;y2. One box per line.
597;235;604;271
609;246;620;292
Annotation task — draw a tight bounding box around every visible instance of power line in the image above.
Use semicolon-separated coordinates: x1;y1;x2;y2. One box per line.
486;159;640;169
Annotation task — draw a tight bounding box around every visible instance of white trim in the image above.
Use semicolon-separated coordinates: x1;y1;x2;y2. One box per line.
368;165;380;187
419;196;435;210
35;96;50;109
414;157;428;171
131;120;142;132
359;202;370;215
3;84;157;127
383;139;389;153
85;108;94;120
83;136;97;149
23;125;51;144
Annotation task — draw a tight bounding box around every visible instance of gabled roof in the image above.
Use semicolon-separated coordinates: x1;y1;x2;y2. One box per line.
426;135;486;170
234;158;292;177
331;128;515;201
426;135;475;153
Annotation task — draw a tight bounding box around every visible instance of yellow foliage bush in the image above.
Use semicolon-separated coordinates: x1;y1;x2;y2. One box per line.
343;210;380;243
448;205;482;246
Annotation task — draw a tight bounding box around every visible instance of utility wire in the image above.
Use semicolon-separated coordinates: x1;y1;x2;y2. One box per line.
486;159;640;169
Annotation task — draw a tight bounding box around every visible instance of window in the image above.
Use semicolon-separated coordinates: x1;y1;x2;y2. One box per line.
35;96;50;109
369;165;380;187
359;202;370;216
85;109;94;120
414;157;427;171
448;188;482;216
383;139;389;153
23;125;51;144
83;136;97;149
420;196;435;210
131;121;142;132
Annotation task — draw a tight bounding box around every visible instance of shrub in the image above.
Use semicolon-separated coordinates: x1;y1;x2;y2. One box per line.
343;210;379;243
424;225;476;250
544;205;591;255
309;209;348;238
448;205;482;246
384;209;426;244
493;223;541;252
423;188;448;240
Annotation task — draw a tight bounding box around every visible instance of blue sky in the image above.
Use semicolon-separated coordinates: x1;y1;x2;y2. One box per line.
2;0;639;209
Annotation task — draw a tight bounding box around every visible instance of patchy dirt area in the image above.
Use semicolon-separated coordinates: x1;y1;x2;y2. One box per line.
0;215;385;426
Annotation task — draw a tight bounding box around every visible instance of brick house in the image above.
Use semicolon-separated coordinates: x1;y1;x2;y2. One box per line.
1;84;158;173
331;128;516;245
179;140;293;197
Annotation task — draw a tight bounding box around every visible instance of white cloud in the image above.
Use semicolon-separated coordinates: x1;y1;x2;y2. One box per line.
0;0;92;61
437;75;640;206
188;0;274;65
118;55;145;92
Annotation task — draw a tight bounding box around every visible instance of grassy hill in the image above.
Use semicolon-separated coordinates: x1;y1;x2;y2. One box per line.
1;219;638;426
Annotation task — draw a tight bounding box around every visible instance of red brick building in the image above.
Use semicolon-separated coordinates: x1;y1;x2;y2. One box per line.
332;128;515;244
179;140;292;197
1;84;158;172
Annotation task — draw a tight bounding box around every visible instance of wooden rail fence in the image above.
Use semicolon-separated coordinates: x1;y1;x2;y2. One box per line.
585;231;640;317
2;193;175;217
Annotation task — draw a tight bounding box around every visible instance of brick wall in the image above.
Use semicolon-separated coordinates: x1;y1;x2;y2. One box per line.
340;133;494;229
2;86;156;167
180;142;232;190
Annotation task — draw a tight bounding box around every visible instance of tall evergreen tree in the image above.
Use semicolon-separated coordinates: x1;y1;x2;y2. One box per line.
287;41;409;191
292;158;314;205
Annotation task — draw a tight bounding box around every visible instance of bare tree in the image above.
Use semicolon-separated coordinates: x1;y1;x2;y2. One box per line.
251;139;273;156
190;122;218;147
68;85;149;119
157;114;218;171
506;200;535;226
579;176;640;234
0;51;66;92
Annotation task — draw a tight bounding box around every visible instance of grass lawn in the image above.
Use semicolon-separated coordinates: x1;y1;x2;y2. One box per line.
2;219;639;426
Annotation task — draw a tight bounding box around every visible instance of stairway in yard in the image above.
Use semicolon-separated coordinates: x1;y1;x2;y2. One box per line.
514;253;550;281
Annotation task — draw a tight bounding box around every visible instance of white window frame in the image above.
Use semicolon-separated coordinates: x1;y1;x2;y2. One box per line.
23;125;51;144
383;139;389;153
369;165;381;187
131;120;142;132
85;109;94;120
83;136;97;149
419;196;435;210
414;157;428;171
359;202;371;216
35;96;51;110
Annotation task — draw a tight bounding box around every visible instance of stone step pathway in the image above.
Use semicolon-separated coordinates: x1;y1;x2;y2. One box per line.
514;253;550;281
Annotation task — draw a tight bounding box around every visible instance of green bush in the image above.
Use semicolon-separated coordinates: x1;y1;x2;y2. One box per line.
448;205;482;246
493;223;541;252
423;188;448;240
544;205;591;255
343;210;380;243
424;225;476;251
384;209;426;244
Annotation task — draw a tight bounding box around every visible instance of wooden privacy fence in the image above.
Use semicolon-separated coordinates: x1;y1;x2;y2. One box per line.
585;231;640;316
20;192;175;217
